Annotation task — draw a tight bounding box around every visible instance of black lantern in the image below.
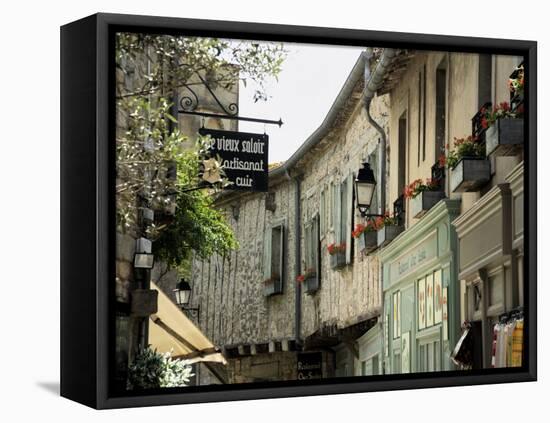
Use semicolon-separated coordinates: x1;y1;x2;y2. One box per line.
354;161;377;217
173;279;192;307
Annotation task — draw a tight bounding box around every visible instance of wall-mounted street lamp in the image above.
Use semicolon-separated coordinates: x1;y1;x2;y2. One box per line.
354;161;382;218
173;278;201;319
133;252;155;269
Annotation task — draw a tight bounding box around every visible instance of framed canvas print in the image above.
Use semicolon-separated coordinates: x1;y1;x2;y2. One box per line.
60;13;537;409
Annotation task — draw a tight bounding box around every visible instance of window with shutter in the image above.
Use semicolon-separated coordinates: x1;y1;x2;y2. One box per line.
332;183;342;244
344;173;354;264
340;178;348;245
303;214;321;293
320;188;326;236
263;223;284;296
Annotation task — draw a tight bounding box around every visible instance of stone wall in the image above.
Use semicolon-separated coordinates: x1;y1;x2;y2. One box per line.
190;178;297;347
299;94;388;337
190;84;389;348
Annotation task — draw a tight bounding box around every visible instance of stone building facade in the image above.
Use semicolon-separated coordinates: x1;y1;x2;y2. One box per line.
115;42;526;386
189;48;526;381
380;50;524;373
190;54;390;381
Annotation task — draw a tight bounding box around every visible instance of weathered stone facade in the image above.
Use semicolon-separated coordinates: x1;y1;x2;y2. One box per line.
190;55;389;381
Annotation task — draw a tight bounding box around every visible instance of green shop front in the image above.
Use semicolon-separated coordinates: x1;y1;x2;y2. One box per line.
378;200;461;374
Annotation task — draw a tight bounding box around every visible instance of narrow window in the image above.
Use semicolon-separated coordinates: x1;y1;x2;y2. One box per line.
398;113;407;199
478;54;492;108
263;224;284;294
422;64;427;162
417;71;422;166
435;59;447;161
271;225;283;281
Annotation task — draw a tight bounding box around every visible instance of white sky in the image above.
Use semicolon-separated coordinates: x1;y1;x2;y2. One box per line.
237;43;364;163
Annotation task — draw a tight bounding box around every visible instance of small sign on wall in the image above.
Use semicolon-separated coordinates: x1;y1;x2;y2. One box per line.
297;352;323;380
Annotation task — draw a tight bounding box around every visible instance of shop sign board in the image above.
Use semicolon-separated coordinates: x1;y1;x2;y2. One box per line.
200;128;269;192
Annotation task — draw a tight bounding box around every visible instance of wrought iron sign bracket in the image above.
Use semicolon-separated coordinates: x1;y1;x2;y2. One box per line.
177;72;283;127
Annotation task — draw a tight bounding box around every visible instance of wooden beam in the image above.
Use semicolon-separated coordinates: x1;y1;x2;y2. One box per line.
281;339;290;352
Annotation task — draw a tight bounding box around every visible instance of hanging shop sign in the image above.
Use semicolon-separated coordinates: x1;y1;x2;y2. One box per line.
297;352;323;380
199;128;269;192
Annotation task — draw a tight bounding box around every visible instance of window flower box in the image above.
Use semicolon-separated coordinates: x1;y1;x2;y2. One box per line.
329;251;346;270
377;225;404;248
303;274;320;294
410;190;445;219
264;277;283;297
352;222;378;254
485;118;524;157
328;243;346;270
450;158;491;193
358;231;378;254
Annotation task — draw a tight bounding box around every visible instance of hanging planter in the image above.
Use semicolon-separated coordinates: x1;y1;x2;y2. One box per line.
358;231;378;254
352;222;378;254
377;225;404;248
410;191;446;218
450;157;491;193
481;102;524;157
485;118;524;157
441;135;490;193
327;243;346;270
403;178;445;219
263;275;283;297
303;276;319;294
374;214;403;248
300;269;320;294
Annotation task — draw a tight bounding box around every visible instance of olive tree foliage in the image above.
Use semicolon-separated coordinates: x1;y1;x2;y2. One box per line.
127;347;194;389
115;33;285;267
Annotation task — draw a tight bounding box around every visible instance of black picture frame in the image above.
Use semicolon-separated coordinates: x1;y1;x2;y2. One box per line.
61;12;537;409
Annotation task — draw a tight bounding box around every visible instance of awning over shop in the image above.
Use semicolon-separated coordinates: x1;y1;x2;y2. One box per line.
148;281;227;366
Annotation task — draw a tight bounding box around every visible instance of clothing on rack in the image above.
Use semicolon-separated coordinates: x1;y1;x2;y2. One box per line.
491;311;523;368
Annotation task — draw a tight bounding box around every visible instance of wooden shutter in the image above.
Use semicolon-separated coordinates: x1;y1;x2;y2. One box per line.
320;188;326;236
313;214;320;279
304;221;312;271
263;227;272;279
345;173;354;264
276;225;284;282
334;181;341;243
